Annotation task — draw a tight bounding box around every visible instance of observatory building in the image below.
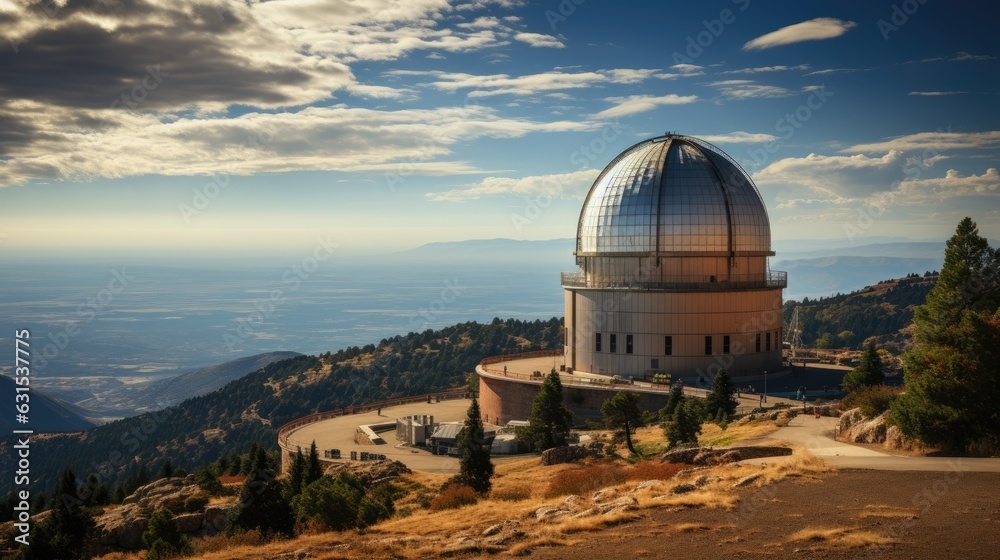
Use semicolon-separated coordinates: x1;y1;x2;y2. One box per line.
478;134;786;424
562;134;785;378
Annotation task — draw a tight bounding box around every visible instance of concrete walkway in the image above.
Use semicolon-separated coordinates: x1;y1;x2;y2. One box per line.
763;413;1000;472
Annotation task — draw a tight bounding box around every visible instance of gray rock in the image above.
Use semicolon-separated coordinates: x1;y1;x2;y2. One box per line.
733;473;763;488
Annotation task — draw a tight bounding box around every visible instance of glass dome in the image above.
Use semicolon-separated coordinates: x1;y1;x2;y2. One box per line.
576;134;772;256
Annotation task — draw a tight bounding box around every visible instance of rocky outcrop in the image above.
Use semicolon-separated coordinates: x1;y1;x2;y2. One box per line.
659;446;791;465
540;445;596;466
96;475;229;549
839;408;889;444
323;459;411;485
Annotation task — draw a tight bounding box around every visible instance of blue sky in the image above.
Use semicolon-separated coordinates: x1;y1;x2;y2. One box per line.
0;0;997;259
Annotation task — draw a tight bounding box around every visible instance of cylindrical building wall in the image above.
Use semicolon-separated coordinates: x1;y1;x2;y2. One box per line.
565;287;783;378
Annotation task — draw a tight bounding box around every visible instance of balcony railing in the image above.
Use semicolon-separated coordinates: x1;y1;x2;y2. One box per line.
561;270;787;291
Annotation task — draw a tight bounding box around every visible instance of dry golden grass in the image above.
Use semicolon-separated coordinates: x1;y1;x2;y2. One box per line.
672;522;712;533
699;418;779;446
556;509;642;534
787;526;895;548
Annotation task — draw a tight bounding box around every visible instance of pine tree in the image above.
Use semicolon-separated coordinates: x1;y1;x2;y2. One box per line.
25;469;95;559
158;459;173;480
660;383;684;420
305;441;323;486
284;449;307;501
456;398;494;494
523;369;574;451
843;341;884;390
666;400;703;448
229;446;295;536
142;507;192;560
601;391;644;455
705;368;737;419
892;218;1000;454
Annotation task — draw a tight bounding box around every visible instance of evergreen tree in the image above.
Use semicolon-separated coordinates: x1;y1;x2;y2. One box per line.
705;368;737;419
660;383;685;420
305;441;323;486
284;450;307;501
601;392;644;455
142;507;192;560
455;398;494;494
228;446;295;537
522;369;574;451
24;469;95;559
892;218;1000;454
158;459;173;480
843;341;884;390
665;400;703;448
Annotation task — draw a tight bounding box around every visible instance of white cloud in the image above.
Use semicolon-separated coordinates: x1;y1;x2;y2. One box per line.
514;32;565;48
895;168;1000;203
843;131;1000;153
719;65;810;75
743;18;857;51
388;68;663;97
709;80;795;99
753;151;909;199
592;94;698;119
908;91;968;96
0;104;599;187
427;169;600;202
803;67;875;76
953;52;995;61
696;132;780;144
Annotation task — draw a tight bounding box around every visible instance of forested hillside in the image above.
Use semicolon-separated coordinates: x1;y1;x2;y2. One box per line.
784;273;937;351
1;318;561;495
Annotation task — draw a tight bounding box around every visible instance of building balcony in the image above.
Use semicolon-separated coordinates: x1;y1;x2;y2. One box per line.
561;270;787;291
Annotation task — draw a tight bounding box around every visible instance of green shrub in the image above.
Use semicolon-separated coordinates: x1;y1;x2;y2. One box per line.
183;494;210;513
429;484;479;511
143;508;193;560
843;385;903;419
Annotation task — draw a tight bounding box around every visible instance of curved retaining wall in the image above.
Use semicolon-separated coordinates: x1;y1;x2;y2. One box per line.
478;365;672;425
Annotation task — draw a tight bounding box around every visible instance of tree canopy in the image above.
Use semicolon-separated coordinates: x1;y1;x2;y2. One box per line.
521;369;574;451
601;392;644;455
456;398;494;494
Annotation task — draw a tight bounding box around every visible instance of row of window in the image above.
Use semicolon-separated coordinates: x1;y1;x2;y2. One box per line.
594;331;780;355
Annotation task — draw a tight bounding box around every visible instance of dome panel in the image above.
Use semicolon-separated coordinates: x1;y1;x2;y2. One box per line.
576;135;772;256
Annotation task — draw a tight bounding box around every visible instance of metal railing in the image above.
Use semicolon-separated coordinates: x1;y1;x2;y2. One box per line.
561;270;787;291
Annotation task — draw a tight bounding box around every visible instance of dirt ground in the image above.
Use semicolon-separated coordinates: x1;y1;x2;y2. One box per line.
530;469;1000;559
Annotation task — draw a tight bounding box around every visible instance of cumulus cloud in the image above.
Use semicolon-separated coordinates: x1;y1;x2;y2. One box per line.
743;18;857;51
592;94;698;119
427;169;600;202
753;151;909;199
0;103;598;187
895;168;1000;202
709;80;795;99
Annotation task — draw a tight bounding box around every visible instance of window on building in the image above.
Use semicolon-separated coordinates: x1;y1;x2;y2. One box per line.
723;335;730;354
651;358;659;369
755;333;761;352
664;336;672;356
595;333;601;352
705;336;712;355
626;334;634;354
766;332;771;352
610;334;617;353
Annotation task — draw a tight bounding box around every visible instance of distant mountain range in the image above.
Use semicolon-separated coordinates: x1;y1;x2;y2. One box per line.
66;351;303;418
0;374;95;433
396;237;949;300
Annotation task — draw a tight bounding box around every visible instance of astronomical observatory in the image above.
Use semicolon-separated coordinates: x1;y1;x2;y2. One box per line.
478;134;787;424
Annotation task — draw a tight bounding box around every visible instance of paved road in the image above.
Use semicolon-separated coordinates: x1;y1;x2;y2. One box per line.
765;413;1000;472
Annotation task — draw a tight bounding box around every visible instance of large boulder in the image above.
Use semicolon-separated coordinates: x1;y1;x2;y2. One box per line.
839;408;890;444
323;459;411;484
540;445;593;466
